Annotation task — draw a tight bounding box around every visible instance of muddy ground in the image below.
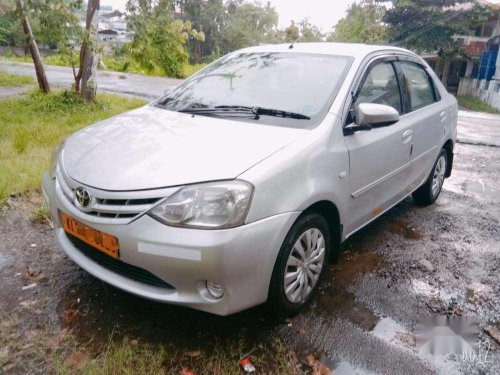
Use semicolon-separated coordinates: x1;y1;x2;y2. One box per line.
1;112;499;374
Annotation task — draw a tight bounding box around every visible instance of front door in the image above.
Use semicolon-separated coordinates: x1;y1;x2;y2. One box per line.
344;59;413;236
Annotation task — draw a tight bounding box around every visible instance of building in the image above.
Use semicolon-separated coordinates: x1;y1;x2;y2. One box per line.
457;14;500;110
423;0;500;103
97;8;132;45
458;36;500;109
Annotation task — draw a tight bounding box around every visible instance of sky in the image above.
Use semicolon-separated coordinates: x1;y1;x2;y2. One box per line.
100;0;355;32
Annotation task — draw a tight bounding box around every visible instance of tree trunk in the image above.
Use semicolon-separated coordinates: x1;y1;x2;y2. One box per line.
17;0;50;93
75;0;99;101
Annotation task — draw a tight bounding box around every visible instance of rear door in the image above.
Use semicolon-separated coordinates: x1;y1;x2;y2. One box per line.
395;59;447;189
343;57;413;236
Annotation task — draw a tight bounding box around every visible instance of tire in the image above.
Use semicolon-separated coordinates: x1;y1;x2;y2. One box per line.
412;148;448;206
268;213;331;317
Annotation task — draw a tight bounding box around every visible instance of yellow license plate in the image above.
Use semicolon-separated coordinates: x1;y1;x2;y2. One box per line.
61;213;120;258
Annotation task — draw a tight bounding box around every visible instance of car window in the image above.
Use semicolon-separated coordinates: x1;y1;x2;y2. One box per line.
355;61;402;113
400;61;436;110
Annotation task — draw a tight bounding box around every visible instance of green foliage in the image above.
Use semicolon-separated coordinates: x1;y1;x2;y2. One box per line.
181;0;225;63
285;21;299;42
329;0;387;44
30;204;50;223
0;0;83;48
377;0;494;57
45;52;79;67
457;95;500;114
0;90;146;196
297;18;324;42
100;54;144;74
0;69;34;86
0;0;25;46
26;0;83;48
181;63;207;77
219;1;279;53
126;1;203;77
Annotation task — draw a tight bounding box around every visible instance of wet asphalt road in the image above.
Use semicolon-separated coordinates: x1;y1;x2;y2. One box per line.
0;60;182;99
0;91;499;372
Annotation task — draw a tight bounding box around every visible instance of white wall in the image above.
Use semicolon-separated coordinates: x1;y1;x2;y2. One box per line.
458;77;500;110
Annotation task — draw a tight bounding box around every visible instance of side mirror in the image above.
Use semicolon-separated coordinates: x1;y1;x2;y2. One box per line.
344;103;400;136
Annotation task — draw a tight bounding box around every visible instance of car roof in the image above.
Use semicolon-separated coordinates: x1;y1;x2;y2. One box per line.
237;42;414;59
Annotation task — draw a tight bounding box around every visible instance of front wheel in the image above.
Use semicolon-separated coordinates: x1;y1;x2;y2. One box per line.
412;149;448;206
268;213;331;317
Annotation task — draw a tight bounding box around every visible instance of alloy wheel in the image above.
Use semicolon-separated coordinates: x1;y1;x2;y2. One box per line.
431;155;446;198
284;228;326;303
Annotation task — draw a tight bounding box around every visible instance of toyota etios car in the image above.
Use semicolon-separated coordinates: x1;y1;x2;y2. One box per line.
43;43;457;316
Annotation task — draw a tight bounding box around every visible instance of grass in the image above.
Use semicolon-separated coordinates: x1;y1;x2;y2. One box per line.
457;95;500;115
54;337;299;375
2;321;300;375
30;204;51;224
0;90;147;199
0;69;34;86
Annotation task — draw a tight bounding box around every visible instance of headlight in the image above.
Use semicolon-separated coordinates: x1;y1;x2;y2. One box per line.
148;180;253;229
49;139;66;179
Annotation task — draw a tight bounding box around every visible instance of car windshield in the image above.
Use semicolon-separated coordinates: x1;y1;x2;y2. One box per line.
156;52;353;127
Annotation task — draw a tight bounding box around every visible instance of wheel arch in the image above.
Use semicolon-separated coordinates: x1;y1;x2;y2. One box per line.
442;139;454;178
300;200;342;262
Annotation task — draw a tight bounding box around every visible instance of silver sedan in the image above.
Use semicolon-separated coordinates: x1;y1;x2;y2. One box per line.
43;43;457;316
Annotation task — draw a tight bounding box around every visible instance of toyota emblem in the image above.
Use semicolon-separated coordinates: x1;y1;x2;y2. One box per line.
74;187;92;211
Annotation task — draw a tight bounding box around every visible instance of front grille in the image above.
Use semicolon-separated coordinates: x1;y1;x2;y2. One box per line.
55;166;165;223
67;233;174;289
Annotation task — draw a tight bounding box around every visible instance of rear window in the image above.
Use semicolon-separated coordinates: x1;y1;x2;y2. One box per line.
400;61;437;111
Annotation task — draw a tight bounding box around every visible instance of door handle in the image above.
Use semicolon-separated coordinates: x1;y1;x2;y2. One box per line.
440;111;448;123
402;129;413;143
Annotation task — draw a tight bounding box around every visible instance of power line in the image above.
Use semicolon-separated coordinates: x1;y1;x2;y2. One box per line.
391;9;465;47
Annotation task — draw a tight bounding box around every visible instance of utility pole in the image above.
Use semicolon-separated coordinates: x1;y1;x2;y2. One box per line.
17;0;50;93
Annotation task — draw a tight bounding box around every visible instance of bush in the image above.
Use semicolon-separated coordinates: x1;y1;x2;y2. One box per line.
180;63;206;78
27;89;105;113
43;52;79;67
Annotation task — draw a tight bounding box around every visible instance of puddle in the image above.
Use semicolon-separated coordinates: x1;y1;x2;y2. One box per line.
412;279;440;297
412;279;459;302
0;250;8;270
331;361;376;375
447;175;499;202
371;317;408;343
462;180;499;201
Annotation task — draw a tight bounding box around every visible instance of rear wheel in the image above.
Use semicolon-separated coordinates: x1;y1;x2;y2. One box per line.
268;213;331;317
412;148;448;206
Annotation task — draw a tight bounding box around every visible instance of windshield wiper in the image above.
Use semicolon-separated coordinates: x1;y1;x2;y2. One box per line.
178;105;310;120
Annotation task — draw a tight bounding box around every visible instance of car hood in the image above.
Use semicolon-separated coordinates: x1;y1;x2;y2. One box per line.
62;105;306;191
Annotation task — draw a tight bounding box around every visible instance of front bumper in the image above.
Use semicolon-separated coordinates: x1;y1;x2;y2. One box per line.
42;172;299;315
